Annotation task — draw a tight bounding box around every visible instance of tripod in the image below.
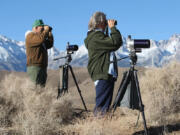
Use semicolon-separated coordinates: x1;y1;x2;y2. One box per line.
112;53;149;135
54;53;88;111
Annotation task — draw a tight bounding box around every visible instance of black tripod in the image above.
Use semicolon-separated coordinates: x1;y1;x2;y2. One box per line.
112;52;149;135
54;53;87;111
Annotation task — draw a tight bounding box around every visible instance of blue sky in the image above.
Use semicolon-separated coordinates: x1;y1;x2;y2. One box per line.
0;0;180;50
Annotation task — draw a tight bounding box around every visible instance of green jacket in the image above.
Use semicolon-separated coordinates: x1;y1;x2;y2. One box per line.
84;27;123;81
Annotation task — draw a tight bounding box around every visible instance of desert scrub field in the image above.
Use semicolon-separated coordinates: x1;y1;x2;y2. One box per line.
0;62;179;135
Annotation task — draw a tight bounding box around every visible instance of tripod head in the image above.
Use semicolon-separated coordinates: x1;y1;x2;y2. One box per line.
53;42;78;65
114;53;137;68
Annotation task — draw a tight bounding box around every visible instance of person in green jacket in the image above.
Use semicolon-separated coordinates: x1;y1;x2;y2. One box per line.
84;11;123;115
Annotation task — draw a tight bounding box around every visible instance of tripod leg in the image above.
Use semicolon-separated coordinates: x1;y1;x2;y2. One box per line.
69;66;88;111
133;71;148;135
57;66;63;99
57;65;69;99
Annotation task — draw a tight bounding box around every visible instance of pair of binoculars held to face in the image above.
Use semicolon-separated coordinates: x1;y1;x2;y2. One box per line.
105;20;117;26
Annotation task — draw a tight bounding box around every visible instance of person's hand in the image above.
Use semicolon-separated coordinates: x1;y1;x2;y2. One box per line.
48;31;53;37
44;25;51;32
108;20;116;28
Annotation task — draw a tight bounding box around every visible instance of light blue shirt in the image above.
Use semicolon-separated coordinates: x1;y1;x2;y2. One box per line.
108;52;118;78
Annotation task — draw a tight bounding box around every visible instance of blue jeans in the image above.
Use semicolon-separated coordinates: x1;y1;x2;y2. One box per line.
94;79;115;115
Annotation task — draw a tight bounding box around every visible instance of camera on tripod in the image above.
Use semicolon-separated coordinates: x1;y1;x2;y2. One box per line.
127;35;150;53
66;42;78;54
112;35;151;135
53;42;79;94
53;42;79;63
53;42;87;111
124;35;151;65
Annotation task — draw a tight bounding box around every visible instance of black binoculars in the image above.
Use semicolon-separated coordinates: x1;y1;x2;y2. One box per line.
106;20;117;25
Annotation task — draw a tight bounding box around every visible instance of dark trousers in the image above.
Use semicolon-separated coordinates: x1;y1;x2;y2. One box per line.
27;66;47;87
94;79;115;115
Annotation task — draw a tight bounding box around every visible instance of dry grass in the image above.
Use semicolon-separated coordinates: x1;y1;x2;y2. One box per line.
0;62;179;135
0;73;73;135
140;61;180;126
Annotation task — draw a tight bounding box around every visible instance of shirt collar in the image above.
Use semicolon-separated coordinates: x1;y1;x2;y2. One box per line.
94;28;104;32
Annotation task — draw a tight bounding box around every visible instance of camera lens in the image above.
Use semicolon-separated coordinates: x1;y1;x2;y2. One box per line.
134;40;150;49
66;45;78;51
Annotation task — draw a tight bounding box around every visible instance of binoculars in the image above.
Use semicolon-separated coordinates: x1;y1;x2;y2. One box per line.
106;20;117;25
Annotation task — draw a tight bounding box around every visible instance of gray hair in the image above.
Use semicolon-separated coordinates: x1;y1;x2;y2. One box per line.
88;11;106;31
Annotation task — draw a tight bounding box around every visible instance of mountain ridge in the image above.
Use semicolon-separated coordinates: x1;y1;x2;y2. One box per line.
0;34;180;71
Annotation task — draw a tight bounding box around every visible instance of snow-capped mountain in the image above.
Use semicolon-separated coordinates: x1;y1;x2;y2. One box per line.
55;34;180;68
0;34;180;71
0;35;26;71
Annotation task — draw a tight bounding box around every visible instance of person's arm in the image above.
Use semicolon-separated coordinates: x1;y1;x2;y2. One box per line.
26;31;49;47
91;27;123;51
